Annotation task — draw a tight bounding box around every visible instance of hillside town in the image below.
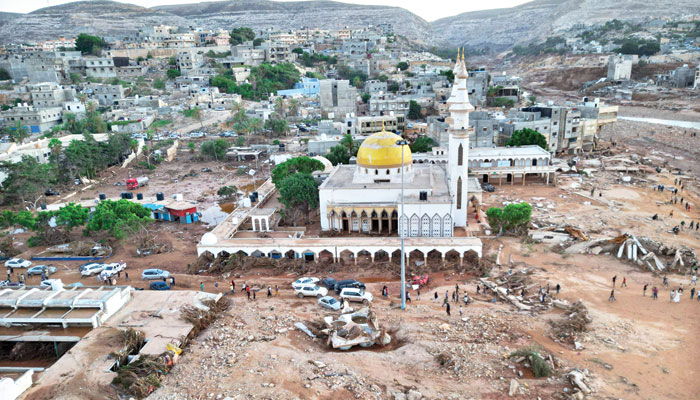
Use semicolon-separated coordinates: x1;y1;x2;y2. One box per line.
0;2;699;400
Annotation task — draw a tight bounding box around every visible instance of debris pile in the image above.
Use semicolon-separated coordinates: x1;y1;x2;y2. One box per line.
550;300;592;344
322;307;391;350
479;269;550;313
509;345;553;378
567;368;594;396
180;298;231;341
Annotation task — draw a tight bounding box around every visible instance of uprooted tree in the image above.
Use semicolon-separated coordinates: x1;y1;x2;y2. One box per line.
486;202;532;236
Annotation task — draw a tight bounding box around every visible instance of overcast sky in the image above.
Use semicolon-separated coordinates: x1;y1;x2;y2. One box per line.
2;0;531;22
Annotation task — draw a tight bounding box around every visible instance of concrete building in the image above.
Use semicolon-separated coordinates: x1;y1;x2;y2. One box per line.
277;77;320;97
0;104;62;134
607;55;637;81
85;83;126;107
29;83;77;108
364;80;388;95
0;53;59;83
467;69;489;106
319;79;357;119
368;94;409;116
354;115;405;135
175;49;204;72
85;58;117;79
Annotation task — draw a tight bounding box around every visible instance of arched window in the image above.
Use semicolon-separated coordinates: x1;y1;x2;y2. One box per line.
458;143;463;166
375;169;378;175
410;214;420;237
443;214;452;237
399;215;408;237
432;214;442;237
456;176;462;209
421;214;430;237
386;169;390;175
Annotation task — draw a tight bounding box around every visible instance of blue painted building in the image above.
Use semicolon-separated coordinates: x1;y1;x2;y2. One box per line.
277;77;320;97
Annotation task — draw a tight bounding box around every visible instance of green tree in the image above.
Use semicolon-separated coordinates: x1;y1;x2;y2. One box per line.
187;141;196;154
325;144;350;165
153;78;165;89
387;82;400;93
200;139;229;161
230;27;256;45
486;202;532;235
278;173;318;226
0;156;54;207
84;199;152;240
396;61;409;71
408;100;422;119
410;136;435;153
264;114;289;137
0;67;10;80
53;203;89;233
249;117;263;135
361;93;371;104
166;69;181;79
271;156;324;186
217;185;238;199
75;33;107;55
231;109;251;135
48;138;63;168
439;69;454;83
274;97;288;117
339;134;359;156
288;98;300;118
69;73;82;84
9;122;30;143
253;38;264;47
377;74;388;82
505;128;548;150
190;107;203;128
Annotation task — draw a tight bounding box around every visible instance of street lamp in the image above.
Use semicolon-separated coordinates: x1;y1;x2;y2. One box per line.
396;137;409;310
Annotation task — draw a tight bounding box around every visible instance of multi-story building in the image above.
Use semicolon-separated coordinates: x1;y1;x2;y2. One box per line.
84;83;126;106
0;104;62;133
354;115;404;135
320;79;357;119
29;82;77;108
85;57;117;79
607;54;637;81
175;50;204;72
364;80;388;95
277;77;320;97
368;94;409;116
467;69;489;106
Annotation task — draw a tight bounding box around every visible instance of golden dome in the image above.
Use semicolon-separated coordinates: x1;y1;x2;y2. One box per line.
356;129;412;168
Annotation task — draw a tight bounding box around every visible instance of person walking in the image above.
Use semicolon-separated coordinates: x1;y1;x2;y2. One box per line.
663;276;668;287
200;282;204;291
608;289;616;302
214;282;219;292
691;287;695;300
267;287;272;297
9;266;13;276
476;285;481;294
405;291;411;303
417;288;421;299
621;277;627;288
382;285;388;297
241;282;246;293
125;271;129;281
652;286;658;300
246;285;251;300
117;270;121;279
670;290;675;302
691;275;697;286
612;275;617;287
444;302;451;316
643;283;648;296
451;291;456;302
434;291;438;301
555;283;561;295
275;285;279;296
459;305;463;317
253;290;256;301
231;280;235;292
229;283;234;294
97;274;102;284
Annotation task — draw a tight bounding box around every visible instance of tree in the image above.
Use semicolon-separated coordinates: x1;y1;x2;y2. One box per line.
274;97;288;117
505;128;548;150
232;109;251;135
271;156;324;186
440;69;455;83
153;78;165;89
253;38;264;47
189;107;203;128
288;98;300;118
361;93;371;104
325;144;350;165
249;117;263;135
278;173;318;226
486;202;532;235
339;134;358;156
0;155;53;208
396;61;409;71
0;68;11;80
217;185;238;200
408;100;422;119
377;74;388;82
53;203;89;233
200;139;229;161
9;122;30;143
230;27;256;45
166;69;181;79
187;141;196;154
75;33;107;55
85;199;152;240
48;138;63;168
264;114;289;137
387;82;400;93
410;136;435;153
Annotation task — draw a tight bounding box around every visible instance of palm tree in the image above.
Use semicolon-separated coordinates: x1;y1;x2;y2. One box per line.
249;117;263;135
48;138;63;166
288;98;300;119
274;97;287;118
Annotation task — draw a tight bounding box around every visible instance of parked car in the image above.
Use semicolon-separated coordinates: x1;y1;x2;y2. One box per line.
320;278;337;289
334;279;366;294
482;182;496;192
101;262;126;277
81;263;106;276
45;188;60;196
141;269;170;280
411;274;429;287
27;265;57;276
318;296;342;311
294;284;328;298
214;107;225;111
292;277;319;290
339;288;373;305
150;281;171;290
79;262;104;273
5;258;32;269
168;133;179;139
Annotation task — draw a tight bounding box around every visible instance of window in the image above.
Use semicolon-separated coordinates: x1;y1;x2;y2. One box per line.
386;169;390;175
432;214;441;237
421;215;430;237
443;214;452;237
456;177;462;209
457;144;463;166
410;215;420;237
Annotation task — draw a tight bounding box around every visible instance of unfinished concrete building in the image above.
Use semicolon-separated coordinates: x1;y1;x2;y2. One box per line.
607;55;636;81
320;79;357;120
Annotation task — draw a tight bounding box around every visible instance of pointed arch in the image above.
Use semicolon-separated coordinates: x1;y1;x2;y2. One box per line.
443;214;452;237
432;213;442;237
457;176;463;209
421;214;430;237
458;143;463;166
410;214;420;237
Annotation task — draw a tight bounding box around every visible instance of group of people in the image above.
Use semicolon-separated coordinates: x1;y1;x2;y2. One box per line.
610;274;699;303
204;280;281;301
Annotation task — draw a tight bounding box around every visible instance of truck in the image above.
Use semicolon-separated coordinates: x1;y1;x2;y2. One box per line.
126;176;149;190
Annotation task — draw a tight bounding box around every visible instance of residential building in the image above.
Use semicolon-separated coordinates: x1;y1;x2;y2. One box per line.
29;82;77;108
277;77;320;97
175;50;204;72
84;83;126;106
0;104;62;133
364;80;388;95
319;79;357;119
85;57;117;79
607;54;636;81
368;94;409;116
354;115;404;135
467;69;488;106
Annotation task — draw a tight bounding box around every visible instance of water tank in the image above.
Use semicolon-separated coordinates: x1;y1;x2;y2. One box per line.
125;192;133;199
252;191;259;200
40;203;47;210
419;191;428;201
136;193;143;200
121;192;127;199
156;192;164;201
99;193;107;200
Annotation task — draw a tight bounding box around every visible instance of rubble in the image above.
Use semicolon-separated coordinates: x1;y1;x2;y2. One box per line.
550;301;592;344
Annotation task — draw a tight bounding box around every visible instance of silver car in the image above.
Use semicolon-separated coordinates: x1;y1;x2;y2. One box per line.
318;296;342;311
26;265;57;276
141;269;170;280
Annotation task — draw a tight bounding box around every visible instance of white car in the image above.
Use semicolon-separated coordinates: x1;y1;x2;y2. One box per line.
295;285;328;298
81;263;106;277
318;296;342;311
40;279;59;288
339;288;373;305
100;262;126;277
27;265;57;276
292;277;320;290
79;262;104;273
5;258;31;269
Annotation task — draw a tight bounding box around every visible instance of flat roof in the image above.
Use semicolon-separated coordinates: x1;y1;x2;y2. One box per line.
470;145;550;158
320;164;448;196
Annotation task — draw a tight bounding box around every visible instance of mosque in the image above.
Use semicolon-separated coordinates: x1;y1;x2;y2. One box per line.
318;52;481;237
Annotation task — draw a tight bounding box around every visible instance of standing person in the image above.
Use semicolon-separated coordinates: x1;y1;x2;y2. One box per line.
434;291;438;301
171;276;175;287
444;302;451;316
117;270;121;279
200;282;204;292
214;282;219;292
691;275;697;286
125;271;129;281
455;283;460;294
382;285;388;297
275;285;279;296
231;280;235;292
608;289;616;302
445;290;449;301
405;291;411;303
670;290;675;302
621;277;627;287
267;287;272;297
253;289;256;301
652;286;658;300
451;291;456;302
691;287;695;300
246;285;251;300
612;275;617;287
459;305;463;317
9;266;13;276
476;285;481;294
663;276;668;287
229;283;234;294
19;273;25;285
241;282;246;293
643;283;648;296
417;288;421;299
97;274;102;284
555;283;561;295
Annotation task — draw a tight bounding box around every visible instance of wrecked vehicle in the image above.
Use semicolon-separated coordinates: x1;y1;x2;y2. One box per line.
322;307;390;350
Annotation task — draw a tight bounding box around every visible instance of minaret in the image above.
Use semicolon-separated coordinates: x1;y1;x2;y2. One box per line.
446;50;474;228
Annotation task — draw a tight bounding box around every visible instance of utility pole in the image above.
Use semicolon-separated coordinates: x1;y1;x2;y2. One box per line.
396;137;408;310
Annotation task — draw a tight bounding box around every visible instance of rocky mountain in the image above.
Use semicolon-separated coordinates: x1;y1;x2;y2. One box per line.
431;0;700;52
